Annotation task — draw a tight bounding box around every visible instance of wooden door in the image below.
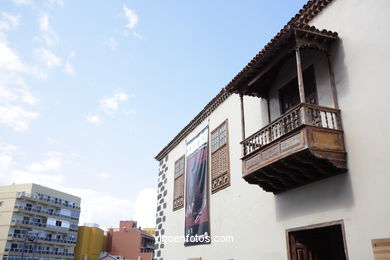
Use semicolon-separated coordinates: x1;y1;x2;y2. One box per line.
288;225;347;260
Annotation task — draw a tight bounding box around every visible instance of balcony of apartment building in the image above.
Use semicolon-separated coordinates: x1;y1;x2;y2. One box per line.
3;258;73;260
16;192;80;211
226;24;347;193
13;202;80;222
10;218;78;234
7;232;77;246
140;236;156;253
4;241;74;258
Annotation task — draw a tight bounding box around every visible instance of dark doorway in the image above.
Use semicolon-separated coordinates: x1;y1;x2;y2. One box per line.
287;223;347;260
279;65;318;114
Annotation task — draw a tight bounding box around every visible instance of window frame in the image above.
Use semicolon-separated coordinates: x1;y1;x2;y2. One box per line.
210;119;231;193
173;155;185;211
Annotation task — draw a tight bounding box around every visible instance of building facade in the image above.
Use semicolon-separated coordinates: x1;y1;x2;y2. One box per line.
154;0;390;259
107;221;155;260
74;224;106;260
0;183;81;260
142;229;155;238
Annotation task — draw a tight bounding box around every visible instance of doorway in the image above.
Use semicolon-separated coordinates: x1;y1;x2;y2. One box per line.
287;221;348;260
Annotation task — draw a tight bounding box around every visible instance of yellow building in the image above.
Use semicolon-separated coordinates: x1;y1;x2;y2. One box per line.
143;228;155;237
74;225;106;260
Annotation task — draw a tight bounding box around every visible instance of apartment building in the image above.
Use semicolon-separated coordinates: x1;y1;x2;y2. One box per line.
0;184;81;260
107;221;155;260
154;0;390;259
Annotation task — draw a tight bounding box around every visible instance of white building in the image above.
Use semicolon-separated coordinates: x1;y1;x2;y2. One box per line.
154;0;390;259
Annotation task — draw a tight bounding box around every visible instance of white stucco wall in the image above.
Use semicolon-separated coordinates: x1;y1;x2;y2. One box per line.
157;0;390;259
268;49;334;121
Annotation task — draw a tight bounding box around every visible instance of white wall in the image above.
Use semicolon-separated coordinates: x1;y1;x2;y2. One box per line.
268;49;334;121
158;0;390;259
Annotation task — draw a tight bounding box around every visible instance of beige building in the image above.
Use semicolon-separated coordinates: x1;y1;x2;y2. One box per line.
154;0;390;259
0;183;81;260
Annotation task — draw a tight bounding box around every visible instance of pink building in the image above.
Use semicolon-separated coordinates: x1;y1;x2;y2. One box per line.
107;221;155;260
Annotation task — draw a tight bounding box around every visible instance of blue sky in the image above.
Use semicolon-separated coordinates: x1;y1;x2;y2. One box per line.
0;0;307;228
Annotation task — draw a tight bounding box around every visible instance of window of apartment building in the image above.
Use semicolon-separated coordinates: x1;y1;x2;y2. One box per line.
279;65;318;114
173;155;185;211
211;120;231;193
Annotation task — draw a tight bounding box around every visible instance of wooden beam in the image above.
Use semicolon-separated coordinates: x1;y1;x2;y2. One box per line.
247;48;291;87
295;46;306;103
267;95;271;123
327;53;339;109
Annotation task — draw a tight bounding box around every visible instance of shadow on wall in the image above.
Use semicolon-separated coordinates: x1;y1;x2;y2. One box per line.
331;39;350;102
274;38;354;221
274;171;354;221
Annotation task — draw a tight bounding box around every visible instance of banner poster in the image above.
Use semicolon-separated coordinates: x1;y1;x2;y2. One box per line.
184;126;210;246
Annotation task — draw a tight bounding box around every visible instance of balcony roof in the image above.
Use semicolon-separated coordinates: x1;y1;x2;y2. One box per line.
224;23;338;97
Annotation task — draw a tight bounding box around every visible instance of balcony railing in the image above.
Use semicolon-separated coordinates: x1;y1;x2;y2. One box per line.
3;257;73;260
10;219;78;233
16;192;80;210
8;233;76;244
4;248;74;256
13;205;79;221
242;103;342;156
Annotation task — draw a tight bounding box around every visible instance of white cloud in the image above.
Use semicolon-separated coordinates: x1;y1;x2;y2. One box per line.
0;12;20;31
7;170;65;187
12;0;33;5
0;144;156;230
64;51;75;76
133;188;157;228
123;109;136;116
34;48;62;68
62;187;135;229
0;144;18;153
123;5;138;29
47;0;64;7
0;155;13;169
0;42;44;77
100;92;129;114
97;172;110;180
86;114;102;125
39;14;49;32
133;31;143;39
0;106;39;132
104;37;117;51
36;14;58;46
26;152;62;172
0;37;42;132
64;62;75;76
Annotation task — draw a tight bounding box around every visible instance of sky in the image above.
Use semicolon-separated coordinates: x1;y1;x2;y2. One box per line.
0;0;308;229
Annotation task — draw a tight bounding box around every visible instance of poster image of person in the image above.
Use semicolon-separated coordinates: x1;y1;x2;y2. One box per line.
184;127;210;246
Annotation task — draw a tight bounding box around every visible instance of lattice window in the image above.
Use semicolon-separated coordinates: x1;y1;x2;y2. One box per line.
211;120;230;193
173;156;185;211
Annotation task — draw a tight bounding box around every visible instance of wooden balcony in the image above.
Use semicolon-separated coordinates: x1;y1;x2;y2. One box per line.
241;103;347;193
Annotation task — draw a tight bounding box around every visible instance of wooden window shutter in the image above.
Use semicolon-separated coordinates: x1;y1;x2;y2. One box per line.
173;155;185;211
211;120;230;193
